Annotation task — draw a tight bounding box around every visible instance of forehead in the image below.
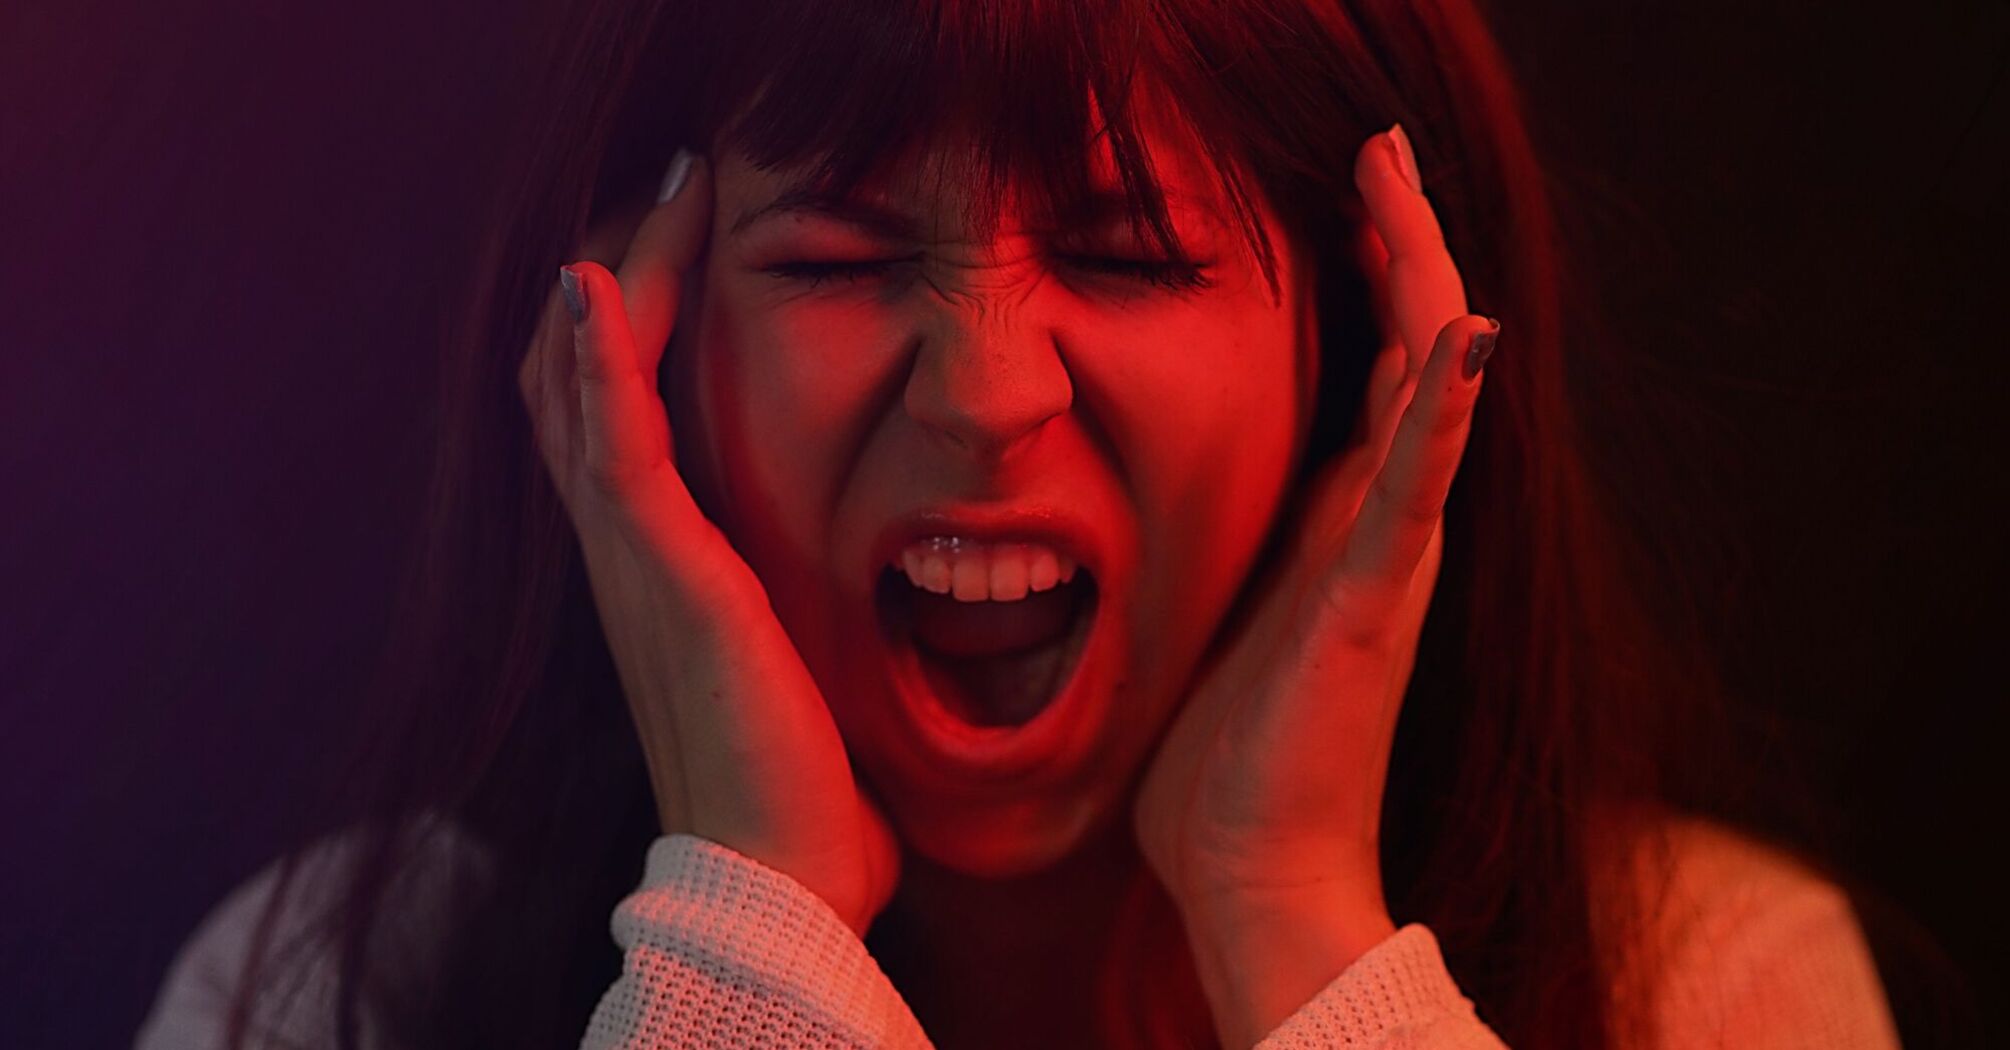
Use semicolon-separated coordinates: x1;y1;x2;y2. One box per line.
717;84;1236;240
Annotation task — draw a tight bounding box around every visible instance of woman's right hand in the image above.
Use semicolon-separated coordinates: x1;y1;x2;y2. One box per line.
515;153;899;937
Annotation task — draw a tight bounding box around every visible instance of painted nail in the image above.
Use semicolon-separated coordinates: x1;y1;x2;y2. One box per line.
657;149;694;204
559;265;588;325
1387;123;1423;194
1462;319;1500;381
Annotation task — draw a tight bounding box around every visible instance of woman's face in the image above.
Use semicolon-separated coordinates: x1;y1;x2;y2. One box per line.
663;105;1323;877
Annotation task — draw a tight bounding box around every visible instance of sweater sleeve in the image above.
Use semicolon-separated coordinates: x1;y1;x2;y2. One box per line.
1255;925;1506;1049
1253;825;1901;1049
576;837;1503;1050
584;827;1900;1050
579;834;933;1050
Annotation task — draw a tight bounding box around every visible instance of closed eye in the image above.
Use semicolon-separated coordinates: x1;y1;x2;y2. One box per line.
762;257;916;289
1055;254;1215;292
761;253;1216;293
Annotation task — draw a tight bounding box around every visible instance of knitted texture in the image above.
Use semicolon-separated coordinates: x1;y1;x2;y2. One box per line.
1255;926;1505;1049
573;832;1896;1049
140;818;1902;1049
580;834;931;1050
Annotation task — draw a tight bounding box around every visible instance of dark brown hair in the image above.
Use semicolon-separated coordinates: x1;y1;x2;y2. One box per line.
227;1;1763;1047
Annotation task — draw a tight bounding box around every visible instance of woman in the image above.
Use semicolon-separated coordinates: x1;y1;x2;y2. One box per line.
137;0;1902;1047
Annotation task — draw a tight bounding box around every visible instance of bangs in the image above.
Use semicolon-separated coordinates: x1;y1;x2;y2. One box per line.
655;0;1287;295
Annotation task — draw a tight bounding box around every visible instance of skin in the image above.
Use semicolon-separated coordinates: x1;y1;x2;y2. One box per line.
675;113;1316;881
520;102;1491;1047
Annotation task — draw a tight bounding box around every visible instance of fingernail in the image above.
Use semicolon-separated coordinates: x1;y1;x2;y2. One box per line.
559;265;589;325
1462;318;1500;382
657;149;694;204
1386;123;1423;195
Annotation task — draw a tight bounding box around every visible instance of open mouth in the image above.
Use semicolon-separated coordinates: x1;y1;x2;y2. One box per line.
873;564;1100;731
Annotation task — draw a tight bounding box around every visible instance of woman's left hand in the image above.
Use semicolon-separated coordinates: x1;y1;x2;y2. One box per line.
1132;126;1497;1047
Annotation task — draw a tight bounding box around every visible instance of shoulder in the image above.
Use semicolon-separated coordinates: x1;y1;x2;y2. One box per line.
1595;807;1902;1049
134;812;495;1050
1618;810;1849;944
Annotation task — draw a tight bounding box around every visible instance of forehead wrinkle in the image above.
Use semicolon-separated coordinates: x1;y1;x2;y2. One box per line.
920;264;1047;321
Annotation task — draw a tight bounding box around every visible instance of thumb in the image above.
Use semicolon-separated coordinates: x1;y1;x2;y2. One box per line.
560;261;674;500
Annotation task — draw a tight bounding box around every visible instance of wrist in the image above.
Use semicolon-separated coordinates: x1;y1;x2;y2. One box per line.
1180;882;1398;1049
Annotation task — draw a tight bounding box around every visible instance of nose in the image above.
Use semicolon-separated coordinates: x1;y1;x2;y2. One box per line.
903;303;1072;464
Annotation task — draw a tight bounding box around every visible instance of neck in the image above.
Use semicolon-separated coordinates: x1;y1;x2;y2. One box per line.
906;819;1142;936
866;820;1156;1048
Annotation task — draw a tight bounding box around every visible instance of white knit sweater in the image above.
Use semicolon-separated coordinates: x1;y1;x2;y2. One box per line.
133;817;1902;1049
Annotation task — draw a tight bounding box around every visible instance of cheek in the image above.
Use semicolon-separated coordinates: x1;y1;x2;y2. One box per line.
1075;303;1302;648
682;286;904;600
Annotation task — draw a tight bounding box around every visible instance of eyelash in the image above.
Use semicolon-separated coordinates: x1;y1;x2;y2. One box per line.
762;255;1215;292
762;258;907;289
1062;255;1216;291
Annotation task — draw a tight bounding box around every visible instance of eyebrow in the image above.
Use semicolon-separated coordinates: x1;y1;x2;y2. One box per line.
729;187;924;240
728;184;1223;241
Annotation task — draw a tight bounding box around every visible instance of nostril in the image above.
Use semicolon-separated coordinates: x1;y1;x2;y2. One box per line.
912;410;1053;466
901;329;1073;460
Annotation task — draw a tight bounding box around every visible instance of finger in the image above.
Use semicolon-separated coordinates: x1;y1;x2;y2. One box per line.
1359;337;1417;485
1321;315;1497;635
519;175;683;487
615;151;712;374
561;261;675;497
1352;126;1468;381
518;281;583;480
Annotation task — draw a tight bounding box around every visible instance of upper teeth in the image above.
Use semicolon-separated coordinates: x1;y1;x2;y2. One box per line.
895;538;1079;602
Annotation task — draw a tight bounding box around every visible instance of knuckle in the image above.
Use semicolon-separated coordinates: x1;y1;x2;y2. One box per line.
515;354;542;409
1400;487;1447;527
1371;469;1442;528
584;457;642;497
1314;574;1396;652
575;347;641;391
572;346;611;384
1368;470;1401;510
584;454;664;505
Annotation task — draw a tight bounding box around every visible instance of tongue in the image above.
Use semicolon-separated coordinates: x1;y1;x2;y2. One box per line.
917;634;1075;726
905;579;1089;727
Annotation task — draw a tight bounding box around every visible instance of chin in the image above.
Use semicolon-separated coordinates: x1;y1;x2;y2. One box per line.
891;788;1112;878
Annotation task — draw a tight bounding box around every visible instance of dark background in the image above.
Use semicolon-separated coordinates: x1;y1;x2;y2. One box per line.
2;1;2004;1046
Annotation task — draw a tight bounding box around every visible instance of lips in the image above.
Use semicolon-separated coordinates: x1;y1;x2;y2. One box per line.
866;506;1106;598
863;504;1114;779
876;568;1097;726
